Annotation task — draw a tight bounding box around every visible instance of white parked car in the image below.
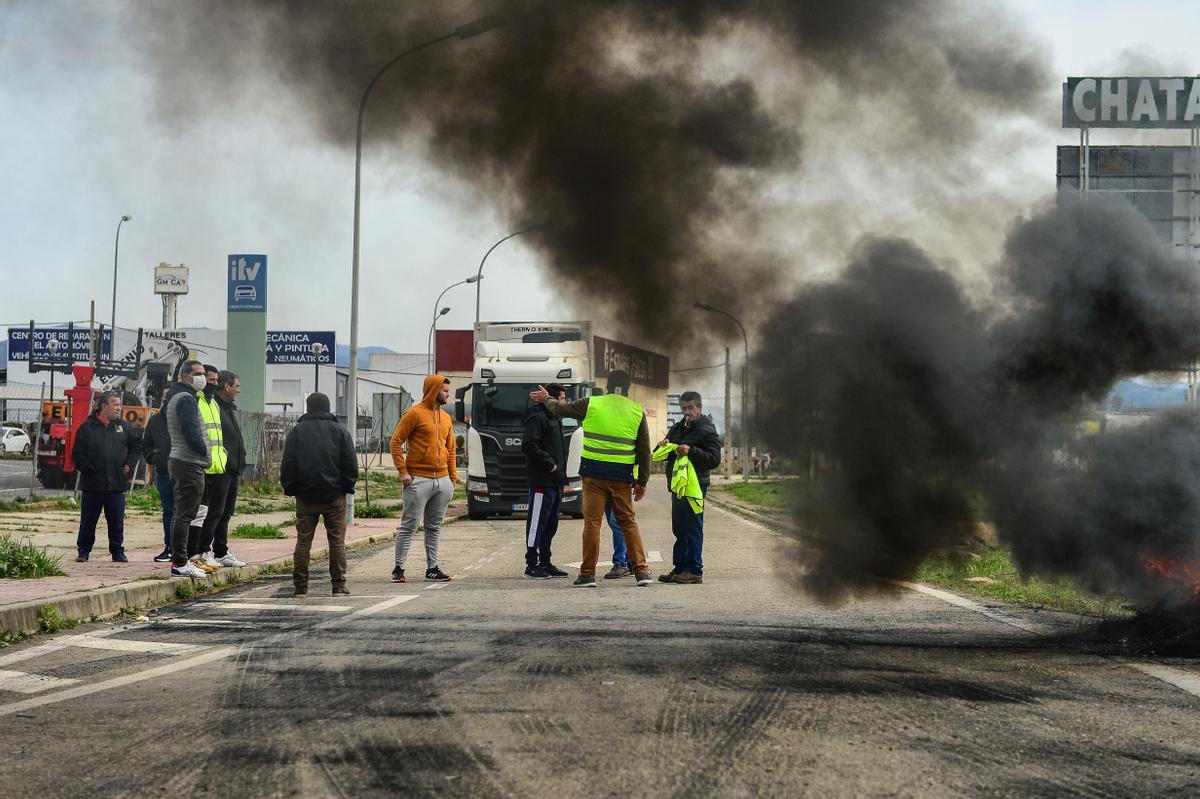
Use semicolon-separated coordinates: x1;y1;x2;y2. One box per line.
1;427;31;455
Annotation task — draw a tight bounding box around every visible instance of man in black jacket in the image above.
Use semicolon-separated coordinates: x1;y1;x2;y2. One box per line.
521;383;569;580
73;391;141;562
658;391;723;584
141;389;174;562
280;392;358;597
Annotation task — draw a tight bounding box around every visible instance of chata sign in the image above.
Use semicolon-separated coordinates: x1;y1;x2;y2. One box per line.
1063;77;1200;128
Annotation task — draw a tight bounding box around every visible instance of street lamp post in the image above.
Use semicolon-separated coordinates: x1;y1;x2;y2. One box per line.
427;307;451;373
111;214;131;344
46;338;61;401
310;342;327;394
429;275;480;373
474;225;544;325
346;12;506;454
695;302;750;483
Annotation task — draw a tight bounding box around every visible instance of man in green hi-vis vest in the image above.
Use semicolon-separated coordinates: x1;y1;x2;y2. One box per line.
529;369;655;588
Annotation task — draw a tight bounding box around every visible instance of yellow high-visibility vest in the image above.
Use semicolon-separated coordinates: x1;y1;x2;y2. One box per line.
198;393;226;475
581;394;643;466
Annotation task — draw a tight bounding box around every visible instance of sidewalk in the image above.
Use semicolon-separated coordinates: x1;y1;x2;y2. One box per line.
0;496;463;635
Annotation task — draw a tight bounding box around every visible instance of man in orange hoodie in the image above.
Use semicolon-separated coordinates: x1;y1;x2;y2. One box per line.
390;375;457;582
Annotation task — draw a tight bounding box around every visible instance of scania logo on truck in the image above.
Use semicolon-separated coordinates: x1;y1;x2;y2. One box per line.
505;437;521;446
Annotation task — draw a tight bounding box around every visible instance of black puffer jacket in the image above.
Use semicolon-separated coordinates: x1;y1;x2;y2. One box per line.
141;410;170;473
522;403;566;487
216;396;247;477
73;413;141;492
663;414;723;488
280;411;359;503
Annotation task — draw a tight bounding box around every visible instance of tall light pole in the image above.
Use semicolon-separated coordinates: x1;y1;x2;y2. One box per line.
111;214;131;347
429;275;480;373
474;224;544;325
347;14;506;446
310;341;327;394
695;301;750;483
427;307;451;373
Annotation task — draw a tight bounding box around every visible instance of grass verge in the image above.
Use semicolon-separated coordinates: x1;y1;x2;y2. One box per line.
0;534;67;579
355;503;396;519
916;546;1131;617
231;522;285;539
722;480;806;510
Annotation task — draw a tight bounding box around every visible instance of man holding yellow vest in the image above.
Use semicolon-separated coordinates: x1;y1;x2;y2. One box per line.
530;369;654;588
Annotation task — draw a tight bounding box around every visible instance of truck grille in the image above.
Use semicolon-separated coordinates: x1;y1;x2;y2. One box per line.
480;435;528;497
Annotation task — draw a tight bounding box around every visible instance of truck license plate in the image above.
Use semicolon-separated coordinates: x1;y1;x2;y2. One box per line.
512;503;529;512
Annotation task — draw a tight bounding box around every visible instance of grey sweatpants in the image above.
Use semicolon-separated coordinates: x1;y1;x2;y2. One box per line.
394;475;454;571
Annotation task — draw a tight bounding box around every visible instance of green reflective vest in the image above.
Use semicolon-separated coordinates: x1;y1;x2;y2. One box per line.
581;394;643;466
198;393;227;475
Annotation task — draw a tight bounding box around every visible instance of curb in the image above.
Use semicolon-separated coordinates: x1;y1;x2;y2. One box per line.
705;493;798;535
1;510;466;636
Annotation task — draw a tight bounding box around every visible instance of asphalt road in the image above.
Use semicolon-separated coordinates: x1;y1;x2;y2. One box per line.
2;492;1199;797
0;458;69;499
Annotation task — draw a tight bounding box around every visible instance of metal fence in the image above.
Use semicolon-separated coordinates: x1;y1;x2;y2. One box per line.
235;410;298;485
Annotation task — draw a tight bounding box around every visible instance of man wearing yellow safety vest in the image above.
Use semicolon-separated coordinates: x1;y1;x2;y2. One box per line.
188;369;227;574
530;369;655;588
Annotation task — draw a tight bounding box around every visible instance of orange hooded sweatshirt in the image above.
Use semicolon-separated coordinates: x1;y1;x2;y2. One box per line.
390;375;457;482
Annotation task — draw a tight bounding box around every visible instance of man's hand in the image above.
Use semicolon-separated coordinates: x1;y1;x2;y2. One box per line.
677;444;690;456
655;437;669;449
401;474;413;488
549;464;558;473
633;484;646;502
529;386;549;404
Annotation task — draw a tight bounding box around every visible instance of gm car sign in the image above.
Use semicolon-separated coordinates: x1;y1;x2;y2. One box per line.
228;254;267;312
1063;77;1200;128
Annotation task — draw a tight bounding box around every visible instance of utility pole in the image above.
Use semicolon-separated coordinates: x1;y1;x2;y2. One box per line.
723;346;731;479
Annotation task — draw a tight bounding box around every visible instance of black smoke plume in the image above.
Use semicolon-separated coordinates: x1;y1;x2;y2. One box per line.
759;194;1200;606
135;0;1046;342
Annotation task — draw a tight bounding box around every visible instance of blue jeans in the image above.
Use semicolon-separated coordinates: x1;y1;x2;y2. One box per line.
156;473;175;551
76;490;126;558
671;485;707;575
607;502;628;567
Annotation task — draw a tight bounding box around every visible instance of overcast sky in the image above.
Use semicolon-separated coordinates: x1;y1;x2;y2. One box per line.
0;0;1196;403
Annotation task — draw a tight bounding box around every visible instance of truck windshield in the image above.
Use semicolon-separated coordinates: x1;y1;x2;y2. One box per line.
473;384;578;429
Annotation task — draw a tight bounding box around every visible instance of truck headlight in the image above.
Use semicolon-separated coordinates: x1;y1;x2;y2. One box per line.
468;479;489;494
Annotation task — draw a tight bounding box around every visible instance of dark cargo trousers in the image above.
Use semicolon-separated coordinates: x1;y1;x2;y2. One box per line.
168;459;206;568
293;495;348;592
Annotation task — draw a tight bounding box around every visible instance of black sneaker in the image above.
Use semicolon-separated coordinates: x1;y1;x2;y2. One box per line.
542;563;569;578
635;572;654;587
524;566;552;580
425;567;451;582
573;574;597;588
391;566;406;583
153;548;172;563
603;565;631;579
112;552;128;563
74;554;88;563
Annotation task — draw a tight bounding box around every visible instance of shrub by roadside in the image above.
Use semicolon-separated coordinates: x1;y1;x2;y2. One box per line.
231;523;285;539
0;535;66;579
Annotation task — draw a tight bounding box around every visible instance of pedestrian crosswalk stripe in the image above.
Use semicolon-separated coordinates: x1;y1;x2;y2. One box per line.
0;643;67;668
63;636;203;655
208;602;353;613
0;669;80;694
350;595;418;617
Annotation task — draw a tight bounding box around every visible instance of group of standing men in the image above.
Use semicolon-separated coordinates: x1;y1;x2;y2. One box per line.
522;370;723;587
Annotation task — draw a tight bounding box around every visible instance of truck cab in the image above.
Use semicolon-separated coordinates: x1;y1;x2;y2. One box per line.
458;336;591;520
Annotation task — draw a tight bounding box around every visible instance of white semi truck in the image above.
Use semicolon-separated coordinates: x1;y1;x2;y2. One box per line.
457;321;594;519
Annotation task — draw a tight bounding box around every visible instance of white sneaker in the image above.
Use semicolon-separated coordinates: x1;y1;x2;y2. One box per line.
202;551;220;567
171;561;208;578
217;552;246;568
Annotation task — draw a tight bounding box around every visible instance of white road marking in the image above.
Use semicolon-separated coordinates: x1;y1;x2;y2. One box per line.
0;647;237;718
0;669;80;694
349;595;418;617
208;602;353;613
210;595;389;601
0;643;67;667
157;619;246;626
63;636;202;655
462;564;479;571
895;581;1048;634
425;582;451;590
565;551;661;569
1128;661;1200;699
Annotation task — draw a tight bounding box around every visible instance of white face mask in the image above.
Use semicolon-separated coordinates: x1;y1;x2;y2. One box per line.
191;375;208;391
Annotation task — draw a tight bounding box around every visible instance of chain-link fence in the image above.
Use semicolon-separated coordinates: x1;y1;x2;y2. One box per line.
235;410;298;485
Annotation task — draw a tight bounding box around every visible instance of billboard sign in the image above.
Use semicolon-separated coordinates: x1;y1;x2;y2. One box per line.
265;331;336;365
1063;77;1200;128
228;254;267;312
594;336;670;390
154;264;190;294
7;327;112;362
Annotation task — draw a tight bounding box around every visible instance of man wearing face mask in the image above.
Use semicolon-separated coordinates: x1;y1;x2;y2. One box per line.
164;360;212;578
191;364;228;570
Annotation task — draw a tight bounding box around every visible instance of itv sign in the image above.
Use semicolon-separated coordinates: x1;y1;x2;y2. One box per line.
228;254;267;313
